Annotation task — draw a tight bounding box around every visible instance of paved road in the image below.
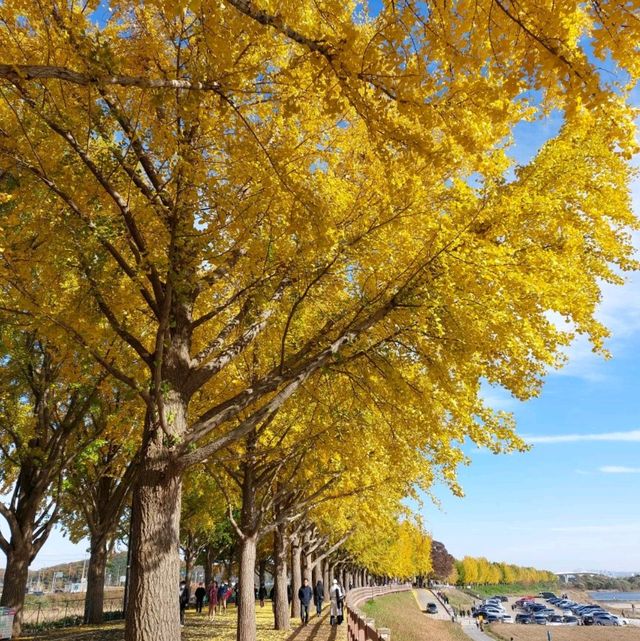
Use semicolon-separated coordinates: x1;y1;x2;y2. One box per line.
413;588;452;621
413;589;494;641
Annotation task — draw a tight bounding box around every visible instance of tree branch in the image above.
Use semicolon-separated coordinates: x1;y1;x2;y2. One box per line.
0;64;224;92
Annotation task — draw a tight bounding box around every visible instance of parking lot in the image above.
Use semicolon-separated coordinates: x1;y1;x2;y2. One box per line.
469;591;640;628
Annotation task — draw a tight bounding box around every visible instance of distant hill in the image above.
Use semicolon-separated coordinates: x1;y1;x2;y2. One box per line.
0;551;128;590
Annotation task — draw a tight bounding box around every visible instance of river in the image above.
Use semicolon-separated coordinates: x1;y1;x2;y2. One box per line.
589;591;640;601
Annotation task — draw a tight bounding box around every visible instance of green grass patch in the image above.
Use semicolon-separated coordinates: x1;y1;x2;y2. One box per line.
442;590;474;612
360;592;467;641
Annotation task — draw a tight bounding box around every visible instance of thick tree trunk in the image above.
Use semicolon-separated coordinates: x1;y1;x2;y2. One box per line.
272;525;290;630
124;459;182;641
0;545;31;637
290;536;302;619
237;534;258;641
84;538;108;624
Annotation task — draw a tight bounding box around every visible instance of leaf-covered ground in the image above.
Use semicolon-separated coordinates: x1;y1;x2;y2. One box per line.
19;603;345;641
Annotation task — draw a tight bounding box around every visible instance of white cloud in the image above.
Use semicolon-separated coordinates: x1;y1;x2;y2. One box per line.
599;465;640;474
523;429;640;444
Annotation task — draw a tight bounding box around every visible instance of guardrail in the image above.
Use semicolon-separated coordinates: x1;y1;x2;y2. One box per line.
346;583;412;641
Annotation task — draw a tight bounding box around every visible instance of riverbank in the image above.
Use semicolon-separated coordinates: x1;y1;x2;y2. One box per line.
565;588;640;619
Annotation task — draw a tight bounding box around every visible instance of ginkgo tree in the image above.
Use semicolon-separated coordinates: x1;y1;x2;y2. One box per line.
58;393;140;625
0;2;638;641
0;328;106;636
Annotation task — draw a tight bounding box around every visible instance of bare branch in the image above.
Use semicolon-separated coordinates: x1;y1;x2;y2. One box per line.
0;64;225;92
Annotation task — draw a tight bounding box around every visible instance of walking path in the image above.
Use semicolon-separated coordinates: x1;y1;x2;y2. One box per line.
285;609;346;641
459;623;494;641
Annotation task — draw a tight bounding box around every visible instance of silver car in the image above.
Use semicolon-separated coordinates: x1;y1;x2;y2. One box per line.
593;614;619;626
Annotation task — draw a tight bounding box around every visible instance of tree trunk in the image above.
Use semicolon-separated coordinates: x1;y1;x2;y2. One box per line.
303;549;313;584
0;545;31;637
312;559;320;588
290;535;302;619
272;525;290;630
184;548;193;588
323;562;330;601
237;534;258;641
204;545;214;587
124;458;182;641
84;537;108;624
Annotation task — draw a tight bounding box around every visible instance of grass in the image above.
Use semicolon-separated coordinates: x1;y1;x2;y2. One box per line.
488;623;640;641
441;589;475;612
360;591;467;641
18;603;292;641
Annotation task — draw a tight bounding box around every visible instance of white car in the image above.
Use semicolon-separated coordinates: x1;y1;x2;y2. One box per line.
501;615;514;624
613;616;629;625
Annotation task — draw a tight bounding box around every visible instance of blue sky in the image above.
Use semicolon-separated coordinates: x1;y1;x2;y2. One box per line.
420;123;640;573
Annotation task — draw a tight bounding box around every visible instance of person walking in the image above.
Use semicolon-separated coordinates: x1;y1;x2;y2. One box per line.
258;583;267;607
179;580;190;626
329;579;344;625
207;580;218;619
314;579;324;617
217;582;227;613
195;582;206;614
298;578;313;625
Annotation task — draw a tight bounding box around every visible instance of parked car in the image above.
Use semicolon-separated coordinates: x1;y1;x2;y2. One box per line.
547;615;564;625
501;615;514;624
582;615;595;626
562;616;580;626
515;614;533;624
539;592;557;599
593;614;619;626
426;603;438;614
533;614;548;625
515;598;535;607
613;615;629;625
485;614;502;623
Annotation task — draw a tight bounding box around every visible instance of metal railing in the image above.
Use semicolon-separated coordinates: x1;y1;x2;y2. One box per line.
22;597;123;633
346;583;412;641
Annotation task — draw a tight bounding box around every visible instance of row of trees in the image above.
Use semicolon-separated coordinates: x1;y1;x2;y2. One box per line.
0;326;436;635
0;1;638;641
451;556;556;586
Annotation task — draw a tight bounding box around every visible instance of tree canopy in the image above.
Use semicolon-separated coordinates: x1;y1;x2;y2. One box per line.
0;2;637;640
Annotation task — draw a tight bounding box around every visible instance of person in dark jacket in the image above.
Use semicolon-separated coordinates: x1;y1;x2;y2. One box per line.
258;583;267;607
298;578;313;625
179;580;189;626
194;582;206;613
314;580;324;617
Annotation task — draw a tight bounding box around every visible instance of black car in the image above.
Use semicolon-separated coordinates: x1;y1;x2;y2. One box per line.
515;614;533;624
426;603;438;614
582;615;595;626
484;614;502;623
